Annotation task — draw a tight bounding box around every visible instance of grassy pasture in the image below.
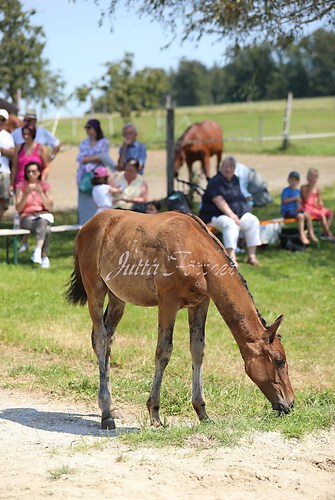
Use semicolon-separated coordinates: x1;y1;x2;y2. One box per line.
0;187;334;447
47;96;335;156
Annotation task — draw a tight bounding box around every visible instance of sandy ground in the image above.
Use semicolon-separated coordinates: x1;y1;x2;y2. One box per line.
0;388;334;500
2;149;335;498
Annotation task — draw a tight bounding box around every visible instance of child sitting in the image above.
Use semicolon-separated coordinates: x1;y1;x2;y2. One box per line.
281;171;318;245
301;167;334;240
91;166;122;214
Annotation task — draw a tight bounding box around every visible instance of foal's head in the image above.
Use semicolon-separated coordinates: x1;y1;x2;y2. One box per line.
244;315;295;414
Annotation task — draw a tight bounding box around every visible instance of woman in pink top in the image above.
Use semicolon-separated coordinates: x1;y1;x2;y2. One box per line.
10;125;50;190
301;167;334;240
15;161;53;268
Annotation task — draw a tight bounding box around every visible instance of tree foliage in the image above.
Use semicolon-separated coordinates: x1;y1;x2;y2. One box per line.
87;0;335;48
76;52;169;120
0;0;65;107
74;29;335;115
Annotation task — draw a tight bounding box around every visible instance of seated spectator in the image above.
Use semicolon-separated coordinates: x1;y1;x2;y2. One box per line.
199;156;261;267
301;167;334;240
146;200;161;214
281;171;318;245
91;166;123;215
117;124;147;174
0;109;15;223
235;162;253;208
113;158;149;210
15;162;53;268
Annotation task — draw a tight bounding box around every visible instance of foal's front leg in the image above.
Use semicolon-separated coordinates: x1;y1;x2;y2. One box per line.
188;298;210;422
146;302;178;427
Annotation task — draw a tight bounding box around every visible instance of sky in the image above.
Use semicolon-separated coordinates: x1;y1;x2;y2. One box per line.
21;0;227;118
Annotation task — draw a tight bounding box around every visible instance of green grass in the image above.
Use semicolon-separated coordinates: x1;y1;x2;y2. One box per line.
0;188;334;447
46;96;335;155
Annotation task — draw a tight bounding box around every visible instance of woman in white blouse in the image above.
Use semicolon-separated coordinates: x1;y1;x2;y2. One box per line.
76;119;115;224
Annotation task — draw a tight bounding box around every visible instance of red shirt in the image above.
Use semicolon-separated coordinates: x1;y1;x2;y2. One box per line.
17;181;51;218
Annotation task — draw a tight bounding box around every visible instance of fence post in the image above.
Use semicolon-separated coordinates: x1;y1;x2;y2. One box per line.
281;92;293;150
166;95;175;197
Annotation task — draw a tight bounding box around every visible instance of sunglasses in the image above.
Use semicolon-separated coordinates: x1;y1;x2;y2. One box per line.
0;117;6;122
24;118;35;122
85;125;92;129
27;169;38;174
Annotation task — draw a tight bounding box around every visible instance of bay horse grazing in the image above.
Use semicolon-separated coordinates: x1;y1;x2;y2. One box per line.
174;120;223;182
66;210;294;430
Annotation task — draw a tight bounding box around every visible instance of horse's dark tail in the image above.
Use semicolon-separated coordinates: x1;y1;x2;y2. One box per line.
65;246;87;306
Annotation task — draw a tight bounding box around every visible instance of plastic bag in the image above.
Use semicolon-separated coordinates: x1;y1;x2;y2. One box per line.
79;171;94;194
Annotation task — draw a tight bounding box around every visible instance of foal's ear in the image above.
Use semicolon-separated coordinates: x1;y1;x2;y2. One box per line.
263;315;285;344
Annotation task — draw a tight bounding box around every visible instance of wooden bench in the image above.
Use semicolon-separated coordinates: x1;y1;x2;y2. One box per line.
0;224;82;265
0;228;31;265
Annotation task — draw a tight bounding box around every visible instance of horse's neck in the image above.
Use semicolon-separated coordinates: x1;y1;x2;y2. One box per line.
207;266;263;359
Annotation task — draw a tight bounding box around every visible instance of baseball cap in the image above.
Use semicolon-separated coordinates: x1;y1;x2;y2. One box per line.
0;109;9;120
288;171;300;180
24;109;37;120
93;166;109;178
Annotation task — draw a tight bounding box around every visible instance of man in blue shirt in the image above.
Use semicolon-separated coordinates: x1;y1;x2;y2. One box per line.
117;123;147;175
11;109;61;160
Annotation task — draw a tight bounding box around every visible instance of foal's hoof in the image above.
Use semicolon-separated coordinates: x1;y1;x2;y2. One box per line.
101;417;116;430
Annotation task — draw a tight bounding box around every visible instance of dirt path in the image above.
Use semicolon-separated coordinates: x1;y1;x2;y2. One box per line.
46;148;335;211
0;388;334;499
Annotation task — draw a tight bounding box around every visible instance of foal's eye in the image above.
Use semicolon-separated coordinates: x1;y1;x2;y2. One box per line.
274;358;286;368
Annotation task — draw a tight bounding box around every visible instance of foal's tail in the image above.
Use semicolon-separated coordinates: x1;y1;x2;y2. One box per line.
65;246;87;306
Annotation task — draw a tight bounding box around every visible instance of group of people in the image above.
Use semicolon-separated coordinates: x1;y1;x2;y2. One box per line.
1;107;334;270
281;169;334;244
0;108;60;267
198;156;334;267
76;120;149;224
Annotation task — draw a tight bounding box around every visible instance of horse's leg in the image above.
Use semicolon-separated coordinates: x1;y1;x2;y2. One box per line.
89;282;124;430
146;300;178;427
188;297;210;421
100;292;125;428
203;154;211;180
217;150;222;171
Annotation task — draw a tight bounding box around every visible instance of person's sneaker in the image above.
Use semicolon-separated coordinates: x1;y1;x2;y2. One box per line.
19;243;28;253
41;256;50;269
31;248;42;265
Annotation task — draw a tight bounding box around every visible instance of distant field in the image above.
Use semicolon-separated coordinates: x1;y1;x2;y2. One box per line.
44;96;335;155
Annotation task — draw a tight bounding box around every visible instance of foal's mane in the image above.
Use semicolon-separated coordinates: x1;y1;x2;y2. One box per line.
186;213;267;327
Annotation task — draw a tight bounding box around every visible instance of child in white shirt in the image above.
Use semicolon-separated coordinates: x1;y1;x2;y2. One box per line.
91;166;122;214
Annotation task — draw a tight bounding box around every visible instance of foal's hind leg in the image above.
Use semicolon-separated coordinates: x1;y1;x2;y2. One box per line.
188;298;210;422
89;285;125;430
147;300;178;427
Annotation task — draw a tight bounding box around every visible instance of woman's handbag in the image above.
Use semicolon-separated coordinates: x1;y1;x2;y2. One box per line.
79;170;94;194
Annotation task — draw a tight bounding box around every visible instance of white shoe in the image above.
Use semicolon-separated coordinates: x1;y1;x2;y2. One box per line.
41;256;50;269
19;243;28;253
31;248;42;265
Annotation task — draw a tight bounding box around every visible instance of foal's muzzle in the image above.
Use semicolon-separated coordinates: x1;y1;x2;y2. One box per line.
273;401;294;414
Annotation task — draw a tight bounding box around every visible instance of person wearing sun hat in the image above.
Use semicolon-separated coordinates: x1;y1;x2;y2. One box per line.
0;109;15;222
91;165;123;215
11;108;61;160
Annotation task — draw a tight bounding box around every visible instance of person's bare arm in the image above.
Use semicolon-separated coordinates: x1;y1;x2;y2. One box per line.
9;145;21;187
39;145;50;180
